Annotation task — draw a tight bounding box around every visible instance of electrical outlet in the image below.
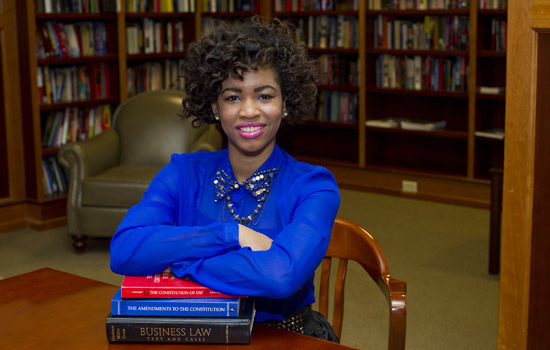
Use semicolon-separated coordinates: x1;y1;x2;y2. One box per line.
402;180;418;193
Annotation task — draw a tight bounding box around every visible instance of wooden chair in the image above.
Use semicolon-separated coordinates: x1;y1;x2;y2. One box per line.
318;218;407;350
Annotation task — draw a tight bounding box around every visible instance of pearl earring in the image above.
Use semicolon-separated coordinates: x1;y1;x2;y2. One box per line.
214;114;220;121
283;110;289;117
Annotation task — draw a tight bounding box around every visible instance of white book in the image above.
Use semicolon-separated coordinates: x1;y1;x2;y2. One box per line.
63;24;81;57
366;118;406;128
475;128;505;140
401;119;447;131
413;56;422;91
478;86;505;94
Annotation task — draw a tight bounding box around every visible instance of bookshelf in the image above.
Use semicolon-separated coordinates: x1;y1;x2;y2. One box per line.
273;1;362;166
16;0;122;228
276;0;507;207
14;0;507;229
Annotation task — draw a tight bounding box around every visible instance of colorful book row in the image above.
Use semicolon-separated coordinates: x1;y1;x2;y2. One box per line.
41;105;112;148
36;21;107;59
201;0;256;12
290;15;359;50
127;59;185;96
318;54;359;87
369;0;469;10
479;0;507;9
316;90;358;123
126;19;186;55
374;15;469;51
274;0;359;12
38;63;110;105
375;54;468;92
35;0;114;13
42;156;68;195
126;0;196;13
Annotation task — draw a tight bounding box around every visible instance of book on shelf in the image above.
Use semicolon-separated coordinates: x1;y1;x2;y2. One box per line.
400;119;447;131
475;128;505;140
111;289;241;317
106;297;255;344
121;271;238;299
478;86;505;95
366;118;408;128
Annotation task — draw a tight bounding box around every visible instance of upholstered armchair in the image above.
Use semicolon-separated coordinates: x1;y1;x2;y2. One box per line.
58;90;223;253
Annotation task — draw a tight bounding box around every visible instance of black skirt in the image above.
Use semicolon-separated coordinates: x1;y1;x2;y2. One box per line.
262;305;340;343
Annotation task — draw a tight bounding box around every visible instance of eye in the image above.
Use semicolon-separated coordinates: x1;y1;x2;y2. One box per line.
258;94;274;101
224;95;240;102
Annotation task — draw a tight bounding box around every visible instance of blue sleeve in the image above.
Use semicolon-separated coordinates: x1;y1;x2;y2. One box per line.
170;168;340;299
110;160;240;276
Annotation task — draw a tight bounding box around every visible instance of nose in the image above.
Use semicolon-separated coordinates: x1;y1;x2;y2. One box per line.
239;98;260;118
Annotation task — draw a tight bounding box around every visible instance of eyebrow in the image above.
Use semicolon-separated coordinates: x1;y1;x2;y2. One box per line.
221;85;277;94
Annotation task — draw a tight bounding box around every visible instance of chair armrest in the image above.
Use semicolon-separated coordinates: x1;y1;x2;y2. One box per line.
380;275;407;350
190;126;223;153
58;129;120;233
58;128;120;180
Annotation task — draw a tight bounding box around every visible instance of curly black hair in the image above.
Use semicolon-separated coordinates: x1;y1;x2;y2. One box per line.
180;15;318;126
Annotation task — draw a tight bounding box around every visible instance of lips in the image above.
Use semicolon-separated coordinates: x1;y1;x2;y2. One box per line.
237;123;265;139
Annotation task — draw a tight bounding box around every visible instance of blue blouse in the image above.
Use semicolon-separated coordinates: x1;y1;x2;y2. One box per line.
110;144;340;322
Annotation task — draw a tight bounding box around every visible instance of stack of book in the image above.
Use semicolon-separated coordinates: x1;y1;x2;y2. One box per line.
106;270;255;344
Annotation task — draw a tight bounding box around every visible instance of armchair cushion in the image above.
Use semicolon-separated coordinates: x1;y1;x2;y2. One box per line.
81;165;161;207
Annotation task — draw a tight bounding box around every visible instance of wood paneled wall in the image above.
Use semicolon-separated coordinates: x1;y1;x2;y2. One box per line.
498;0;550;348
0;0;27;232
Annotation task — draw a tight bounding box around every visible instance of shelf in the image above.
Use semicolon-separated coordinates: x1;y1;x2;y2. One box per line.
366;49;469;56
274;10;359;16
318;85;359;92
202;11;260;18
291;154;360;168
478;50;506;57
125;12;195;19
478;9;507;16
38;54;119;65
308;48;359;54
366;126;468;139
39;97;120;111
362;163;473;181
476;93;505;100
36;13;117;20
304;120;358;129
127;52;186;60
367;87;468;98
366;9;470;16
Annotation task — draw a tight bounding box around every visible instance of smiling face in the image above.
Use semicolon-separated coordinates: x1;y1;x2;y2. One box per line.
213;67;284;164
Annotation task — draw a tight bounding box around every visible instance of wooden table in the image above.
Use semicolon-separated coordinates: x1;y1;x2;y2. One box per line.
0;268;358;349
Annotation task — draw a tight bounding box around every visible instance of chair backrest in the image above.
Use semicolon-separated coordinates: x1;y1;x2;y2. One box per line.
113;90;213;167
319;218;407;350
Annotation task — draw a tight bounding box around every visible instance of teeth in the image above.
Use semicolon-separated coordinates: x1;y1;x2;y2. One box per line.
240;126;262;133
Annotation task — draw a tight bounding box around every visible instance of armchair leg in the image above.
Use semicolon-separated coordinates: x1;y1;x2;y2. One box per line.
71;235;88;254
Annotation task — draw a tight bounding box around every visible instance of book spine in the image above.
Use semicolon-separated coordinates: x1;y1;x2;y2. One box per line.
120;287;234;299
106;317;251;344
111;299;240;317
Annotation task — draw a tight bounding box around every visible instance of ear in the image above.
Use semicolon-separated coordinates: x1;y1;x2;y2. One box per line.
211;102;218;115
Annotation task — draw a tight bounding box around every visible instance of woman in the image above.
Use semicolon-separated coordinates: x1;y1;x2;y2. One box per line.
110;16;340;341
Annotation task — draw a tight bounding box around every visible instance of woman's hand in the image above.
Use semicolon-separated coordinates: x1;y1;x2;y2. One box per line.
238;224;273;251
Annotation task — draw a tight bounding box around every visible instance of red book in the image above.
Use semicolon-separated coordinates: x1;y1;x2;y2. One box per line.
121;271;237;299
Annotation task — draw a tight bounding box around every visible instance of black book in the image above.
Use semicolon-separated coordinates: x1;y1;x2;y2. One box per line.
106;298;255;344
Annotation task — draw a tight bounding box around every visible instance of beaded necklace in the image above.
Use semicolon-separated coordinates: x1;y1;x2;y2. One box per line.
214;167;279;226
